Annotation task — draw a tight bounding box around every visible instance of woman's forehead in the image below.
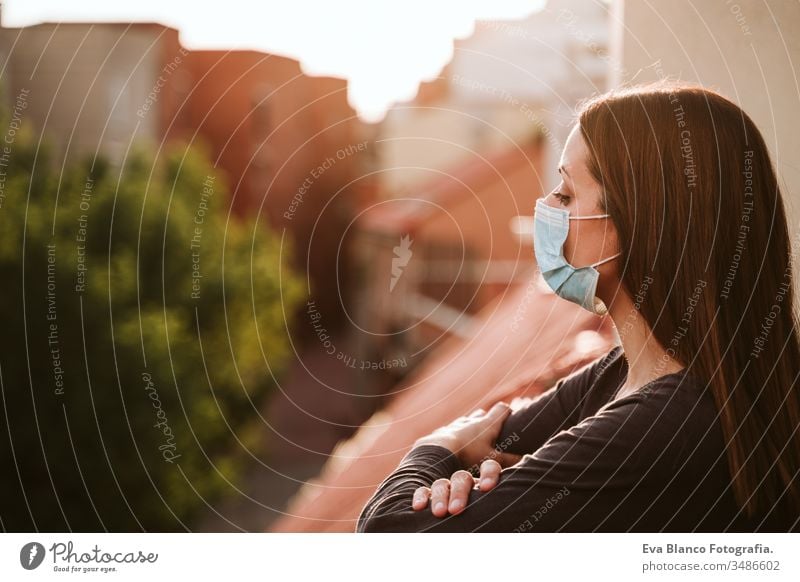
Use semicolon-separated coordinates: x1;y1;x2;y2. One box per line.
560;125;605;210
560;125;589;177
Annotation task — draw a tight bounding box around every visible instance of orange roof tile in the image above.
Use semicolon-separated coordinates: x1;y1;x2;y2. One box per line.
358;141;542;236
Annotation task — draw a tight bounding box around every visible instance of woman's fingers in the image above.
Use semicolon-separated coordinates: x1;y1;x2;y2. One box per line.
486;401;512;425
411;486;430;511
430;478;451;517
478;459;503;491
447;470;476;515
415;450;512;517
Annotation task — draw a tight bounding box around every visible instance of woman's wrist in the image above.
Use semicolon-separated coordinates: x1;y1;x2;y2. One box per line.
412;402;512;466
412;435;459;456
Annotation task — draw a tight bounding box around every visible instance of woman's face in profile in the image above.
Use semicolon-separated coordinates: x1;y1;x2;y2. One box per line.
546;124;621;289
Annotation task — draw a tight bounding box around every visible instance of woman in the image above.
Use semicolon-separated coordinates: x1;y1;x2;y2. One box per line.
357;82;800;532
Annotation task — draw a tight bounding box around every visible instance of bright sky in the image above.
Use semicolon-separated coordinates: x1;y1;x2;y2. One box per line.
2;0;546;122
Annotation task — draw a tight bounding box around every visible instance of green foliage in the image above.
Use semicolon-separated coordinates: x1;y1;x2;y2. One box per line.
0;131;304;531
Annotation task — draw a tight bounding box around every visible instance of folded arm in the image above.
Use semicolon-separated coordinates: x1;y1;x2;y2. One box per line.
356;391;677;533
495;347;621;454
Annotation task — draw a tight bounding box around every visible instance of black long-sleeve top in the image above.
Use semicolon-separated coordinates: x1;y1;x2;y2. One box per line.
356;346;799;532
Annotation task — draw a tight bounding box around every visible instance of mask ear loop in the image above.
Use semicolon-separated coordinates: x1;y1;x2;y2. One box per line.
590;251;620;315
539;195;619;266
591;252;622;268
569;212;612;220
565;211;620;266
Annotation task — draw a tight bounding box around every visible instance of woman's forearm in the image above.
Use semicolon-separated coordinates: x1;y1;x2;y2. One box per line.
356;444;460;532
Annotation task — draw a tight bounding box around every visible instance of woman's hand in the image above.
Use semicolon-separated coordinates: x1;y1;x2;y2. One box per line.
409;401;522;517
411;458;508;517
413;401;520;469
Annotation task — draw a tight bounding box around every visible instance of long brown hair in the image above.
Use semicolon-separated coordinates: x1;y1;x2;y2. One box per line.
578;81;800;520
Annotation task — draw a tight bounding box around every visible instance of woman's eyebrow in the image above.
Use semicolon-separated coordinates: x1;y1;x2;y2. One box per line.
558;164;573;182
558;165;576;190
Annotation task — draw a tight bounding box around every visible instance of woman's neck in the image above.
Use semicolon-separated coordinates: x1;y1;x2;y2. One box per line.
607;291;685;398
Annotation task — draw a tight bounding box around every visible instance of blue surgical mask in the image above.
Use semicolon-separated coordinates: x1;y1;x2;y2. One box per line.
533;195;621;315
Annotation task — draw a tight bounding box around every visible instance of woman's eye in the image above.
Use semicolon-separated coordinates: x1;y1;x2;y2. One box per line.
553;192;570;206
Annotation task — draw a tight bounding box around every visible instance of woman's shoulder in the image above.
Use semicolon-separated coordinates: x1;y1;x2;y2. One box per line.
593;369;721;468
559;344;625;391
603;367;713;425
561;344;626;404
530;367;709;472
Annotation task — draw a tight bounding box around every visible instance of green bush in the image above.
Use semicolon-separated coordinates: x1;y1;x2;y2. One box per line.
0;128;304;531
